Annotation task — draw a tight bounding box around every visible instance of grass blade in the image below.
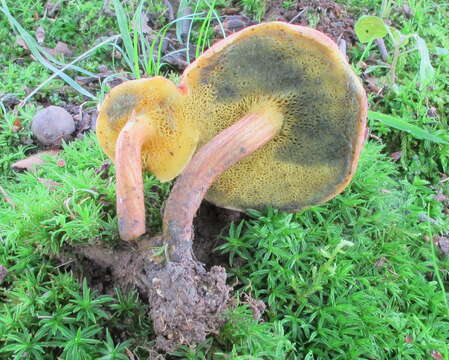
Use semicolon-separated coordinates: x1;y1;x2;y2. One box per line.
1;0;96;99
112;0;138;77
368;110;448;145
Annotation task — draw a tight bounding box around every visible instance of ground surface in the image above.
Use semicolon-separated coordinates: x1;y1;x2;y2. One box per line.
0;0;448;359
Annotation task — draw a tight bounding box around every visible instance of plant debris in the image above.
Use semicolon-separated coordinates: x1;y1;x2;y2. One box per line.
0;185;16;208
0;265;8;284
35;26;45;43
11;150;60;171
37;177;61;191
44;1;61;18
219;15;254;35
44;41;73;57
434;236;449;256
264;0;356;44
0;93;19;109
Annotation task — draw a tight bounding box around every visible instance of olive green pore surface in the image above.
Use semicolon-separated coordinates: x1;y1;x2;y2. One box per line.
184;24;364;211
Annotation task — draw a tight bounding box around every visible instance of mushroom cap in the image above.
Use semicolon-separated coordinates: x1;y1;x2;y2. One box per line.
96;77;198;182
180;22;367;211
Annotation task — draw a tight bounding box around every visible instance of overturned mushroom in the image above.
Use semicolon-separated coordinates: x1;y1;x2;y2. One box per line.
155;22;366;347
96;22;367;350
96;77;198;240
181;23;367;211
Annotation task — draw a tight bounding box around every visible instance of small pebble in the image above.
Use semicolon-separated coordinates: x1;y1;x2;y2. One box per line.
31;105;75;146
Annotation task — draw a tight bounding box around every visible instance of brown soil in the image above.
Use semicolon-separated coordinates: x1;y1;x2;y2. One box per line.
265;0;356;45
63;202;245;352
193;201;246;268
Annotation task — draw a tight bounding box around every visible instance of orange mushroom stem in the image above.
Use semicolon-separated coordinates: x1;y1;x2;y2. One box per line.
115;111;155;241
162;107;283;262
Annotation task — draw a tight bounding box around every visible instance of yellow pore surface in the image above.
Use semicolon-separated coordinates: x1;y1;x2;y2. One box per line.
181;23;366;211
96;77;198;181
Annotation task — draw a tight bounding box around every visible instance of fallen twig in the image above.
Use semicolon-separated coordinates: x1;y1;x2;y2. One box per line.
375;38;388;61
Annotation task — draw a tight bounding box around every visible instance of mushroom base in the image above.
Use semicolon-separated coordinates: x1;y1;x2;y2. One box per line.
66;234;231;352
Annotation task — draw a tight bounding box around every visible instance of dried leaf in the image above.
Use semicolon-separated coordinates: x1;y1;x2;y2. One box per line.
125;348;136;360
0;265;8;284
222;15;251;34
12;118;22;132
434;193;447;202
45;1;61;17
38;178;61;191
44;41;73;57
404;335;413;343
390;151;402;161
16;38;28;50
431;350;443;360
435;236;449;256
35;26;45;43
364;76;383;95
221;7;241;15
95;161;112;179
427;106;438;118
54;41;73;56
0;185;16;208
11;150;60;171
163;52;188;70
139;12;152;34
375;257;387;268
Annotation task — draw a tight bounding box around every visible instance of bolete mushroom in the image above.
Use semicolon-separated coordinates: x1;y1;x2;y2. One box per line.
179;22;367;212
96;77;198;240
96;22;367;349
97;22;366;241
160;19;367;288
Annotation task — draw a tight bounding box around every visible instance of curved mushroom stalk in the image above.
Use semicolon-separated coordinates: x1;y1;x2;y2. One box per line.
146;108;282;349
163;107;283;262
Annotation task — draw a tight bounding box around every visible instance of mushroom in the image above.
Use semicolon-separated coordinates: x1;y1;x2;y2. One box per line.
96;77;199;240
96;22;367;349
180;22;367;212
97;23;366;241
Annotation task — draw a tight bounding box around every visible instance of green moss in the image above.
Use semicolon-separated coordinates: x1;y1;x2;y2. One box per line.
0;0;448;357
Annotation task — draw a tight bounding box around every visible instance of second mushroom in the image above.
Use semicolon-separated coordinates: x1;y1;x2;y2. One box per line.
96;22;367;348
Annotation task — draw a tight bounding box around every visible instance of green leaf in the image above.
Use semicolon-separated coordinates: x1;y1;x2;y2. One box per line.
435;47;449;56
416;36;434;86
388;27;410;47
368;111;448;145
355;16;388;43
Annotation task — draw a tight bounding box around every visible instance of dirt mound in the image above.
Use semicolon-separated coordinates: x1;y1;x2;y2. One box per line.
62;202;244;351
